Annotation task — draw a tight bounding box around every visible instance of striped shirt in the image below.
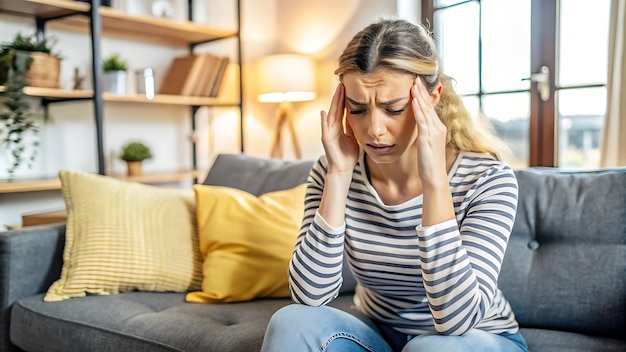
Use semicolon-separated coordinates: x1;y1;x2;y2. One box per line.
288;151;520;336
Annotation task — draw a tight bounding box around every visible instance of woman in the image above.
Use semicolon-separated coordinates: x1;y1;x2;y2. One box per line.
261;18;528;352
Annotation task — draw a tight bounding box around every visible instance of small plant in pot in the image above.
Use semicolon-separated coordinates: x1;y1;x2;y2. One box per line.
102;53;128;95
120;141;152;176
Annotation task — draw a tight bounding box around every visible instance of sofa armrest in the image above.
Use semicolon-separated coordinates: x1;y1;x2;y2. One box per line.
0;224;65;351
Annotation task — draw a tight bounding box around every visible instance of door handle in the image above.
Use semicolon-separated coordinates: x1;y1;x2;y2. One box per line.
522;66;550;101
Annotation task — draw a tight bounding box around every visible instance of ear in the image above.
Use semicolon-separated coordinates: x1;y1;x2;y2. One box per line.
430;82;443;107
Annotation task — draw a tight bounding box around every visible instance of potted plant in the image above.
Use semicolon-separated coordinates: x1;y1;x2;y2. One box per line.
102;53;128;95
0;33;58;177
0;33;62;88
120;141;152;176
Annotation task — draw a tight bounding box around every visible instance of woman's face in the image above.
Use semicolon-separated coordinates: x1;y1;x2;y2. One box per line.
343;67;438;164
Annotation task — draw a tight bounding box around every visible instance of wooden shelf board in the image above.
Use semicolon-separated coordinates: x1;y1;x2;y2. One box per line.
0;0;87;19
99;7;237;45
1;1;237;46
0;177;61;193
0;85;93;99
0;170;203;194
1;86;238;106
115;170;204;184
24;86;93;99
102;92;239;106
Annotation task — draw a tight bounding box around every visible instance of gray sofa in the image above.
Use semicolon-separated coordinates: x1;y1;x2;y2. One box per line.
1;153;625;352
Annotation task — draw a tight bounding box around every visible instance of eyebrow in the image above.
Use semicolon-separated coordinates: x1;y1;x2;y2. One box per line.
346;96;408;106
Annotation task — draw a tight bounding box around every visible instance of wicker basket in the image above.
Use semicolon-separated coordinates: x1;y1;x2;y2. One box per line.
25;52;61;88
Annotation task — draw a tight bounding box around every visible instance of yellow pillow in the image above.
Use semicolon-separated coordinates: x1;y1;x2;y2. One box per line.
44;171;203;302
185;183;306;303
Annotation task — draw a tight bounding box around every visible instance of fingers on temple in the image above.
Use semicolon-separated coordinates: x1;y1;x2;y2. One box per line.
414;77;436;130
333;84;345;121
323;84;345;132
412;79;427;128
320;110;328;131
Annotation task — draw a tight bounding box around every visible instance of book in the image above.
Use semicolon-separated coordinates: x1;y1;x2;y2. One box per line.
209;56;231;97
158;54;205;96
180;54;211;96
194;54;222;96
159;53;233;97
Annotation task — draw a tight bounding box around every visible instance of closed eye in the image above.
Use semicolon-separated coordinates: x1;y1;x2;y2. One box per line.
387;108;405;115
349;109;367;115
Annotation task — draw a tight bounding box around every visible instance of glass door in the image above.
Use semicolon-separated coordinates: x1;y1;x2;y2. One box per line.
425;0;610;168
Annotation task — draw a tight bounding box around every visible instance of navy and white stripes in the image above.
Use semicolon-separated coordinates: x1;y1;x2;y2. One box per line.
288;151;520;336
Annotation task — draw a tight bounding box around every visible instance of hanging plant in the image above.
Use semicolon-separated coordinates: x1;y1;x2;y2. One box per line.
0;33;57;177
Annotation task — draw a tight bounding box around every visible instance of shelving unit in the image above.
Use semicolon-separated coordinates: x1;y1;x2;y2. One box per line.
0;0;243;194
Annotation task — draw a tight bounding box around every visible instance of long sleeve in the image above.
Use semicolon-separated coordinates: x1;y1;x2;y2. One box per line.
288;158;346;306
417;164;518;335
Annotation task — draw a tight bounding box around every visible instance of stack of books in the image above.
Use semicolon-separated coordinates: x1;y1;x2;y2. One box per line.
158;53;230;97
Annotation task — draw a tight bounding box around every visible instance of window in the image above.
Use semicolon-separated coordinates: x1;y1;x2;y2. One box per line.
423;0;611;168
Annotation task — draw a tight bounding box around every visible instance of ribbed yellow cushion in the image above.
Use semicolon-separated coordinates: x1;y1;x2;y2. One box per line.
44;171;203;302
185;183;306;303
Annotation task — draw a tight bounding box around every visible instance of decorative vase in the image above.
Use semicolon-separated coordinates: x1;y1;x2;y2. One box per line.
103;70;126;95
126;161;142;177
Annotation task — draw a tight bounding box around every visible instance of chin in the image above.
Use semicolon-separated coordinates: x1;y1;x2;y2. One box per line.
364;152;400;164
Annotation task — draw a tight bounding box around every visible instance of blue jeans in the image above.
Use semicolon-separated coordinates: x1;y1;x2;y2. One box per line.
261;304;529;352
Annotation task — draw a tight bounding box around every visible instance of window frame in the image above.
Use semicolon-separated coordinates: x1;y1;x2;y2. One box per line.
422;0;607;167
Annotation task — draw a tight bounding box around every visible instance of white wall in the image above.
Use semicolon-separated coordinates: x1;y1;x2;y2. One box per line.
244;0;401;161
0;0;414;228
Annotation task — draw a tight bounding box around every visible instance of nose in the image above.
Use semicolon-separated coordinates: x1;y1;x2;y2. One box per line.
367;111;386;138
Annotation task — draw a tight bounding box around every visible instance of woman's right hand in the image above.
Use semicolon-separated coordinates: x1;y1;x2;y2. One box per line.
320;83;359;174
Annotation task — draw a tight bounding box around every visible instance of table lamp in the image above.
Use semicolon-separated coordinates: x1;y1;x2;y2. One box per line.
256;54;316;159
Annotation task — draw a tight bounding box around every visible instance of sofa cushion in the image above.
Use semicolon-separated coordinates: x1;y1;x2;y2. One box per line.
44;171;203;302
500;168;626;338
204;154;358;294
10;293;356;352
520;328;626;352
203;153;315;196
186;183;306;303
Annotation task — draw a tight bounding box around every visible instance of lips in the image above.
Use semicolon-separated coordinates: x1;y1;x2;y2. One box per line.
366;144;394;154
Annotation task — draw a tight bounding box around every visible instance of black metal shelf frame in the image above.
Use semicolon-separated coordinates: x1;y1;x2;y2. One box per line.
186;0;245;179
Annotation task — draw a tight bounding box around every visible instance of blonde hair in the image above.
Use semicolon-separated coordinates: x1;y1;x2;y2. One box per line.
335;18;511;161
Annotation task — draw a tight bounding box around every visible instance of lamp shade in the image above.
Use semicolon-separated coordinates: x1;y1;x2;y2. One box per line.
256;54;317;103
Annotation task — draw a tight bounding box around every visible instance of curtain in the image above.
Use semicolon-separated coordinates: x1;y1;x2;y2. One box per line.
600;0;626;167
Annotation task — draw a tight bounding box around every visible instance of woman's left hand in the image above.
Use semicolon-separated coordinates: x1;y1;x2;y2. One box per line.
411;77;449;187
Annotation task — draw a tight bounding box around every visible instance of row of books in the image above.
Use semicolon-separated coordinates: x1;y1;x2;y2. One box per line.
158;53;230;97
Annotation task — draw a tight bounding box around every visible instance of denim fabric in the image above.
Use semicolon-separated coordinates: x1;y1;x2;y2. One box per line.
261;304;392;352
402;330;528;352
261;304;529;352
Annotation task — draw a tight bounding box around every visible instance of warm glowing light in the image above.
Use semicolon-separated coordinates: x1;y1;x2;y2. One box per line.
256;54;317;103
